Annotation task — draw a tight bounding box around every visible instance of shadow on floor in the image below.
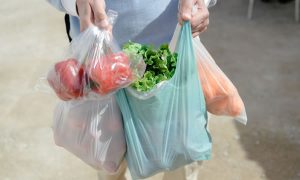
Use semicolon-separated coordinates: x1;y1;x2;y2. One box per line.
202;0;300;179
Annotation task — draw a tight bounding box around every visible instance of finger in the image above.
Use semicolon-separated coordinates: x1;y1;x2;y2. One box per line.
77;1;93;32
177;13;183;25
196;0;206;7
193;19;209;31
190;8;209;29
199;26;208;33
192;21;208;34
178;0;194;24
192;31;200;37
90;0;109;30
107;24;113;33
194;26;207;35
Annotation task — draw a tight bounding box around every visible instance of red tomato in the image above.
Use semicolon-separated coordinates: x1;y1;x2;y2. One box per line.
47;58;85;100
111;52;129;64
88;52;132;95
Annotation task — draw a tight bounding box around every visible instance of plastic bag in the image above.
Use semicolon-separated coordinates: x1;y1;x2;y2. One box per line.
193;38;247;124
115;22;212;179
205;0;217;7
47;10;145;101
170;22;247;124
52;95;126;173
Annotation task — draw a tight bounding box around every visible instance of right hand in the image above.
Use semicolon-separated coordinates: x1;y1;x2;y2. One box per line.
178;0;210;37
76;0;111;32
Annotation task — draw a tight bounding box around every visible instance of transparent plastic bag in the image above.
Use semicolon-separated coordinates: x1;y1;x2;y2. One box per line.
170;23;247;125
47;10;145;101
205;0;217;7
193;38;247;124
115;22;212;179
52;95;126;173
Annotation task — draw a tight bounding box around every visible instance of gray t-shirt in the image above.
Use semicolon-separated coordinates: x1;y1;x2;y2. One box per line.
68;0;179;47
48;0;216;46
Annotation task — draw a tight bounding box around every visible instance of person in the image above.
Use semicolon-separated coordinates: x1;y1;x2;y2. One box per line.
47;0;212;46
47;0;214;179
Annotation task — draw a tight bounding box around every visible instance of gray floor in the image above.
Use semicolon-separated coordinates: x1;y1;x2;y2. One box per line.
0;0;299;180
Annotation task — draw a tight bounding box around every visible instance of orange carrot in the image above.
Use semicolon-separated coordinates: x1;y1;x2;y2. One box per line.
197;59;244;117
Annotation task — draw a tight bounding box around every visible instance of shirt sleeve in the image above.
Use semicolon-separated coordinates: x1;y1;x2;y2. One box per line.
47;0;78;17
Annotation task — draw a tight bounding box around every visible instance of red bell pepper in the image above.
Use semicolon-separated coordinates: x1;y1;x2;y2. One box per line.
88;52;133;95
47;58;85;100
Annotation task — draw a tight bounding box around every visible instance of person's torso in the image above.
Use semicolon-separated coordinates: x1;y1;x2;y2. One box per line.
69;0;179;47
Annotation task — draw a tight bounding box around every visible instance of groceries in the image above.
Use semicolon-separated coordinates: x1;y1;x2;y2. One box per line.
123;42;177;92
42;11;246;177
47;58;85;100
193;37;247;124
47;51;138;100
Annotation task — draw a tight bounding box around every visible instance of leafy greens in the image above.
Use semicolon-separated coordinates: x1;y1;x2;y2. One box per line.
123;41;178;92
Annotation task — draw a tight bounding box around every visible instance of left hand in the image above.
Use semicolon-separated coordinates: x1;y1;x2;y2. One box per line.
178;0;209;37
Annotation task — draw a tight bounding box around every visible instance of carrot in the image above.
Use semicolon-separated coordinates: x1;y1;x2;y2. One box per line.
196;59;244;117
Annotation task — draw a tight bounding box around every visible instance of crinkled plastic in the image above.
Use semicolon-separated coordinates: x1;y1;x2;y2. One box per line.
205;0;217;7
193;38;247;124
52;95;126;173
126;81;168;100
46;10;145;101
48;10;131;173
170;23;247;125
115;22;212;179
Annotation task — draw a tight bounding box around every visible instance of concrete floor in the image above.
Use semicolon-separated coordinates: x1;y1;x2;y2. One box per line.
0;0;299;180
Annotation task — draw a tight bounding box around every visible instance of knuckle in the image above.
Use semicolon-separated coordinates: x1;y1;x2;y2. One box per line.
96;12;106;20
203;9;209;18
191;21;196;27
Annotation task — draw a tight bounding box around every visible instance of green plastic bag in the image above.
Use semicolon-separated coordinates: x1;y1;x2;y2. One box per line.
115;22;212;179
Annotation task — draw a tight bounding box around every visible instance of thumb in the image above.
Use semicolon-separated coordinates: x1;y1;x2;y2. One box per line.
90;0;109;30
179;0;193;22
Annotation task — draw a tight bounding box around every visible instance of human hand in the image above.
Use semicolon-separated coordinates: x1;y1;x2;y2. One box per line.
178;0;209;37
76;0;111;32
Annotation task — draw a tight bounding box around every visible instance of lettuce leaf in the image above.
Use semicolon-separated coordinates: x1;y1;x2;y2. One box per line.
123;41;178;92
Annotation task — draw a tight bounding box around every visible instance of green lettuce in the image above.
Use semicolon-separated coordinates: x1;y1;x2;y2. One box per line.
123;41;178;92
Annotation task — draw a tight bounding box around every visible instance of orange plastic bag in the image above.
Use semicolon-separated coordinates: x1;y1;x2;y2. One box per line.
193;37;247;124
